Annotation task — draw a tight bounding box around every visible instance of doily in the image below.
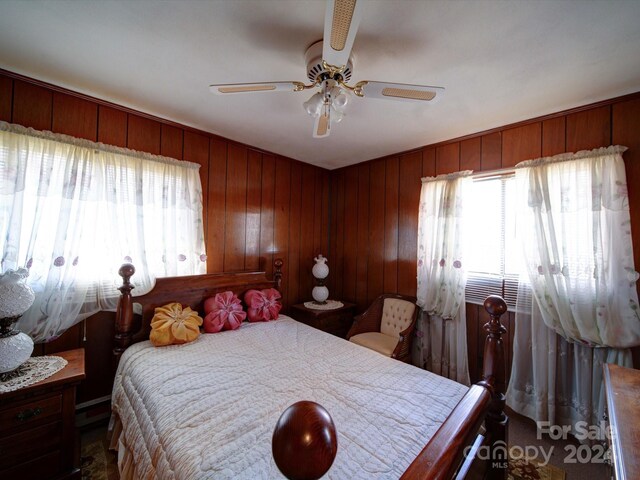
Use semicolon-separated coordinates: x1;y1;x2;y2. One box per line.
0;356;68;393
303;300;344;310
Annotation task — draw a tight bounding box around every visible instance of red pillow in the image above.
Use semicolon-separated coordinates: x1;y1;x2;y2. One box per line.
203;291;246;333
244;288;282;322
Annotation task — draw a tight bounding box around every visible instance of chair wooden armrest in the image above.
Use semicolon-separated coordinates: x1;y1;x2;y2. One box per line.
391;307;419;363
346;297;384;339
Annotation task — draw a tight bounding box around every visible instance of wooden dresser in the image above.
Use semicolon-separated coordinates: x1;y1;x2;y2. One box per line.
290;302;356;338
0;348;85;480
603;363;640;480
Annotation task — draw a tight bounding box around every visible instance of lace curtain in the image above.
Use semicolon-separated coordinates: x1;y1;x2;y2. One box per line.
415;171;472;385
507;145;639;431
0;122;206;342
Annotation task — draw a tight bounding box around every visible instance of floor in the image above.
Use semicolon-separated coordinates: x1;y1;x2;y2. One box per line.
507;409;610;479
82;411;610;479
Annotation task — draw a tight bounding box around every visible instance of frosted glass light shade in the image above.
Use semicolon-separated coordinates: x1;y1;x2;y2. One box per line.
332;89;348;109
304;93;324;117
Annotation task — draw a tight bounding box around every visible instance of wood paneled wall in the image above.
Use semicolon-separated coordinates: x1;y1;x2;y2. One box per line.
0;70;329;402
329;92;640;383
3;68;640;395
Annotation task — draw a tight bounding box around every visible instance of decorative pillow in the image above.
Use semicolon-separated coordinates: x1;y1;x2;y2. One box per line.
150;302;203;347
203;291;246;333
244;288;282;322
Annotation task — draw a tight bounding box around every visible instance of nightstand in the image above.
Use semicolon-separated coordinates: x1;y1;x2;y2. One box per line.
0;348;85;480
290;302;356;338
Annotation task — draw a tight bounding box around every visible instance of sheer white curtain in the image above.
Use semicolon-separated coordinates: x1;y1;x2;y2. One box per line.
415;171;472;385
0;122;206;343
507;146;640;431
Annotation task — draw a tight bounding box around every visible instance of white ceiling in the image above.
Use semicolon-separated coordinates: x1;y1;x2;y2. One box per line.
1;0;639;169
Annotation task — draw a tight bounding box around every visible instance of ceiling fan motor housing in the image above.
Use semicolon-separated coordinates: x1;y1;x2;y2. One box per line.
305;40;353;84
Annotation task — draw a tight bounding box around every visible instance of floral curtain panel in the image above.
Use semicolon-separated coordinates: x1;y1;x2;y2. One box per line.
415;171;472;385
507;145;639;431
0;122;206;343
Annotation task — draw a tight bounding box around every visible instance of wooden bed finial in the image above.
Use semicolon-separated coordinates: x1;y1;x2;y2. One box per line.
272;401;337;480
481;295;509;480
114;263;136;370
274;258;284;290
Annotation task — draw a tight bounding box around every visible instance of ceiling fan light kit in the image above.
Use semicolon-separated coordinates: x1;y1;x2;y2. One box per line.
209;0;444;138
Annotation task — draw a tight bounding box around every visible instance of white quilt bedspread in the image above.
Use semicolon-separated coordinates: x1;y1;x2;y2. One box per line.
111;316;468;480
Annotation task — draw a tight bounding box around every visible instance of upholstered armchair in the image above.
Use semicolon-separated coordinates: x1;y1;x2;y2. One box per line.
346;294;418;363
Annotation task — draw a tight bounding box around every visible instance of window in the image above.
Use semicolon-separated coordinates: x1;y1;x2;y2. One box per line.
0;124;206;342
464;174;520;309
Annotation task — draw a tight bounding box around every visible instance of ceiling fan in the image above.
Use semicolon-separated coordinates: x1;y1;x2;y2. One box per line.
209;0;444;138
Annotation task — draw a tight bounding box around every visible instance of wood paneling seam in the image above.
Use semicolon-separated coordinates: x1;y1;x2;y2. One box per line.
243;153;250;270
222;142;229;268
10;78;14;123
382;163;387;299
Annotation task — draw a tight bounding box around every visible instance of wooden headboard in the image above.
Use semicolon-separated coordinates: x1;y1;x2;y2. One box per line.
113;258;283;368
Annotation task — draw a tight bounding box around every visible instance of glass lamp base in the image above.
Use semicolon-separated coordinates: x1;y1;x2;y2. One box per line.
0;317;34;374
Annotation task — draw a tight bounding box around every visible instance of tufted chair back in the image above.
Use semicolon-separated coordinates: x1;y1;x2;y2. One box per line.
380;298;416;338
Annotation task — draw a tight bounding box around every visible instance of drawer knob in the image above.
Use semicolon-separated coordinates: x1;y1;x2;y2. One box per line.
16;407;42;422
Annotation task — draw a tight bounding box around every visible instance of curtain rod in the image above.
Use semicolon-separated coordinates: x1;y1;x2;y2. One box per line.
472;168;515;180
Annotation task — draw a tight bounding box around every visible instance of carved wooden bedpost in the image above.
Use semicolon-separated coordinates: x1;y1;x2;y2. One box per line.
481;295;509;480
274;258;283;291
114;263;135;370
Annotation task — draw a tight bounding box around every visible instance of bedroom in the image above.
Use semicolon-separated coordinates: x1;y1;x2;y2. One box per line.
0;0;639;479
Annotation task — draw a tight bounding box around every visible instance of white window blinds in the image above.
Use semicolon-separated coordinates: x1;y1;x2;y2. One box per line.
464;174;520;310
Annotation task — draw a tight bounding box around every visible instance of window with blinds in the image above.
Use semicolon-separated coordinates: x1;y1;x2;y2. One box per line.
464;173;520;310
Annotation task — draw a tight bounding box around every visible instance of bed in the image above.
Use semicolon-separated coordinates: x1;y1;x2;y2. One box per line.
111;260;509;480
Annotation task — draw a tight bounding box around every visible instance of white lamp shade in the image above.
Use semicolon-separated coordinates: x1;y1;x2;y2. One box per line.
331;108;344;123
334;93;349;109
304;93;324;117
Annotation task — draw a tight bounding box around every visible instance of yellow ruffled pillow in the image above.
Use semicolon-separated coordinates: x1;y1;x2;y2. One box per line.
150;302;203;347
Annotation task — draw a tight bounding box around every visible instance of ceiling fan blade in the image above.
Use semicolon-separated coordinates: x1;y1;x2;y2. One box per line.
356;81;445;103
209;82;304;95
313;110;331;138
322;0;364;69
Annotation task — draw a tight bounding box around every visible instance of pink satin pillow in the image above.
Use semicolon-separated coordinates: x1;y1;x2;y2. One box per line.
244;288;282;322
203;291;246;333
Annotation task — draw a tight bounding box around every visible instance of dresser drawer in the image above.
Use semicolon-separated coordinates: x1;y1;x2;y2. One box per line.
0;420;62;468
0;392;62;434
0;349;84;480
1;449;63;480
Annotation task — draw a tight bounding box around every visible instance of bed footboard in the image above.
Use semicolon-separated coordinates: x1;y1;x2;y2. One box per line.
403;295;508;480
273;295;509;480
